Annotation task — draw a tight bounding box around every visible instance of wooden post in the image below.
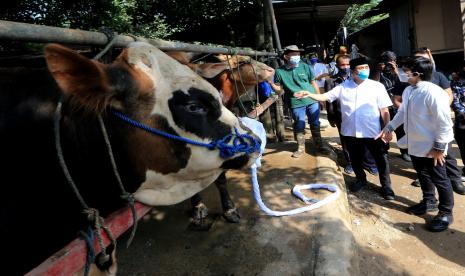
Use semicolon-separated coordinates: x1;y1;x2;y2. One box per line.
264;0;285;142
461;0;465;56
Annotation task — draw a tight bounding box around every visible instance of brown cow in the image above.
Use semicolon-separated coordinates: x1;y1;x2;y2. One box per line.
167;51;274;229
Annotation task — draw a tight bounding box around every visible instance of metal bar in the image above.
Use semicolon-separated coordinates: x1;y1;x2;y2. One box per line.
26;202;152;276
0;20;276;56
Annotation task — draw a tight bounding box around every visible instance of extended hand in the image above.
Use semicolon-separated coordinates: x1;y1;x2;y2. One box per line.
427;149;445;166
374;128;393;144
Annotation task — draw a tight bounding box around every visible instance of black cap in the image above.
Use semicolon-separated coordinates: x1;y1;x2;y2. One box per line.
350;57;368;70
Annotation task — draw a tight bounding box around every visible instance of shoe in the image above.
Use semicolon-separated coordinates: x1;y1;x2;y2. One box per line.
344;164;354;174
349;179;367;192
366;166;378;176
411;179;421;187
427;212;453;232
406;200;438;215
401;153;412;162
381;187;395;200
452;181;465;195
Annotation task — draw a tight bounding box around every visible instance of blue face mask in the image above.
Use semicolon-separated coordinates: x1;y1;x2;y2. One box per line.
289;56;301;65
310;58;318;65
338;67;351;77
358;69;370;80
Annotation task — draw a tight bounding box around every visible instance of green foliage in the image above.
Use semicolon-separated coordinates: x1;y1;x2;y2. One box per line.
0;0;260;40
340;0;388;34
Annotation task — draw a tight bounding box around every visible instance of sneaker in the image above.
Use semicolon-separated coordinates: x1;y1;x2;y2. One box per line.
344;164;354;174
411;179;421;187
349;179;367;192
401;153;412;162
406;200;438;215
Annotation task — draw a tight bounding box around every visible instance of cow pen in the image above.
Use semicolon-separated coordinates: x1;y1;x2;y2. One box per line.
0;19;282;275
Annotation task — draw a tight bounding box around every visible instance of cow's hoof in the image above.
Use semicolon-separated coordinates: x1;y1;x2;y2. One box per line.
188;203;214;231
222;208;241;223
188;217;214;231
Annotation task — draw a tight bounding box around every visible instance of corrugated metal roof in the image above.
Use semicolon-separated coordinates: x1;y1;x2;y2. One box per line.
272;0;371;45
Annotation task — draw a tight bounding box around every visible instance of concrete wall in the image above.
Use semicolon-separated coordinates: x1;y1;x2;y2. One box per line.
414;0;462;53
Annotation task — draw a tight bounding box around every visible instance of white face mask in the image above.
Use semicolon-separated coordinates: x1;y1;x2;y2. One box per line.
289;55;301;65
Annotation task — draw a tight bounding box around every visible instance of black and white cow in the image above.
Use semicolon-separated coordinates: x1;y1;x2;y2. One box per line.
0;42;260;275
166;51;274;228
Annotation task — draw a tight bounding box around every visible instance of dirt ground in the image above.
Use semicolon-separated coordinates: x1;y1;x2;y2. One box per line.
116;131;334;275
116;112;465;275
321;117;465;276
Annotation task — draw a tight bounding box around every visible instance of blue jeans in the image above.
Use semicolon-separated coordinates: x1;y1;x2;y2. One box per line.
291;103;320;133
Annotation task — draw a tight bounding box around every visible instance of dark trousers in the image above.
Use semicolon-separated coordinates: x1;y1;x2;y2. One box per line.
411;155;454;214
394;124;408;155
455;127;465;175
344;136;392;189
445;145;463;185
336;123;376;168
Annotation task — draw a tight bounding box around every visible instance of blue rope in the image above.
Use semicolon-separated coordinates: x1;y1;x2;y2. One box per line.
79;226;96;276
111;110;260;159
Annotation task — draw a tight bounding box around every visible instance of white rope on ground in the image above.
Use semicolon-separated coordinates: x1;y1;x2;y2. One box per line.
240;117;340;217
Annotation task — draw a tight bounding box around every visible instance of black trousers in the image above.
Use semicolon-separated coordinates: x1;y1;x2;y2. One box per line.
411;155;454;214
455;127;465;175
336;123;376;168
394;124;408;155
343;136;392;189
445;145;463;185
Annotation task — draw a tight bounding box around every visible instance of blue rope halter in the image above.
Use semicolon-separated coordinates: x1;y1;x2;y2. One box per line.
111;110;260;159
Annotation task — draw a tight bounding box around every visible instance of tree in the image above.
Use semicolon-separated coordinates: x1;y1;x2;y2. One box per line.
0;0;262;41
340;0;388;34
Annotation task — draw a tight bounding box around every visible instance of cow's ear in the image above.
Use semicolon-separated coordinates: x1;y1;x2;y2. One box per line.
195;63;229;78
44;44;109;98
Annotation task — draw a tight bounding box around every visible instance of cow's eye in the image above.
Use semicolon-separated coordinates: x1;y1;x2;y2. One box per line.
185;102;207;114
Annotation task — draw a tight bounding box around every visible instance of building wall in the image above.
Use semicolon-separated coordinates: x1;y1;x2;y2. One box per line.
414;0;462;53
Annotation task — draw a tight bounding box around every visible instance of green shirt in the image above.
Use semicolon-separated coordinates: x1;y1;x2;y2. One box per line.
274;62;317;108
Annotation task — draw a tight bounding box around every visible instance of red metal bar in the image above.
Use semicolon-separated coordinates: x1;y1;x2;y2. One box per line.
26;202;152;276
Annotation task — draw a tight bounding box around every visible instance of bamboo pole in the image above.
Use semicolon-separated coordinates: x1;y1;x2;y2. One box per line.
0;20;276;57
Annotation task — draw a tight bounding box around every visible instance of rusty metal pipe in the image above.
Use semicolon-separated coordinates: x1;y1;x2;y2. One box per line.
0;20;277;57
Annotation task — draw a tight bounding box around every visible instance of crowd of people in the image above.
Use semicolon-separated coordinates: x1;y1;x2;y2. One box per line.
265;44;465;232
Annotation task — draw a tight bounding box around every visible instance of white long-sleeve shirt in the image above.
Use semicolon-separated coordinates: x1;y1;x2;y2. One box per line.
387;81;453;157
325;78;392;138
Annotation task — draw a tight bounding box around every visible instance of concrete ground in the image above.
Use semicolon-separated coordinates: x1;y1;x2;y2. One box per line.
116;119;356;275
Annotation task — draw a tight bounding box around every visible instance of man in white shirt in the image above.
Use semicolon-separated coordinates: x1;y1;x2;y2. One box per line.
308;55;329;92
302;57;395;200
378;56;454;232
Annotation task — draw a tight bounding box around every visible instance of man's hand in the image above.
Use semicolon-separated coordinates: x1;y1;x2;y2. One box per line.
427;149;445;166
294;90;311;99
389;61;399;76
374;128;393;144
